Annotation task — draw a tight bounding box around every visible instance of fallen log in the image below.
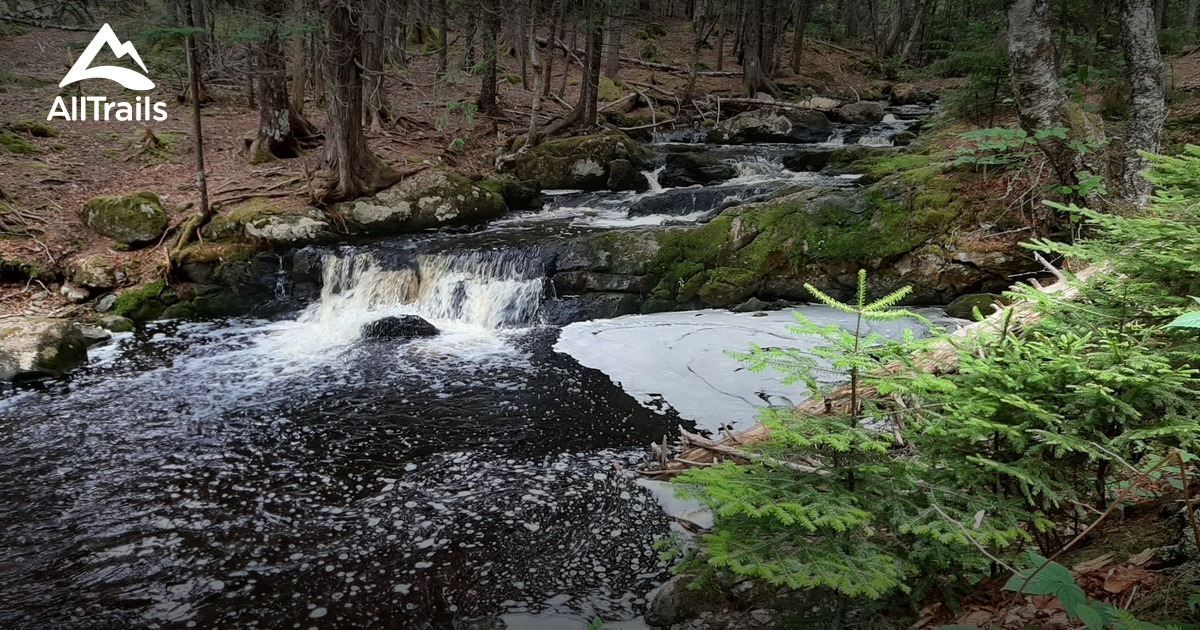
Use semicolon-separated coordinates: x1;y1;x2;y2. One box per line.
637;264;1102;479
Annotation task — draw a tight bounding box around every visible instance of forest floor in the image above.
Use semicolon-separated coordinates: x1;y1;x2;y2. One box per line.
0;13;913;317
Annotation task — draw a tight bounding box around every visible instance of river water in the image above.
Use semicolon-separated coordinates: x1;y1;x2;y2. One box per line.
0;119;928;628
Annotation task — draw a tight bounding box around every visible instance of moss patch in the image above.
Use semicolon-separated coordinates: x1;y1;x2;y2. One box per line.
637;172;966;307
0;130;38;154
111;280;174;321
7;120;59;138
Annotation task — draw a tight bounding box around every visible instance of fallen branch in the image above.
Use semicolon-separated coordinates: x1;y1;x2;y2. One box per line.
716;97;839;113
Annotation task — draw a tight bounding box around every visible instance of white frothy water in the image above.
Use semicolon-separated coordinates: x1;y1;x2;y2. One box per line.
299;251;544;344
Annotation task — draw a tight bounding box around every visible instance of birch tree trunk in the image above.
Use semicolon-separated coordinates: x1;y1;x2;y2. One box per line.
1119;0;1165;204
1005;0;1079;188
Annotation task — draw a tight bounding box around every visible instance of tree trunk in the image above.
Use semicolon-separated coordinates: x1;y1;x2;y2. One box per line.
742;0;776;96
1119;0;1165;204
477;0;502;116
315;0;398;202
898;0;927;63
362;0;390;132
1188;0;1199;31
436;0;447;76
1005;0;1078;187
883;0;905;56
288;0;308;114
603;11;622;79
250;0;317;162
543;0;602;134
791;0;811;73
526;0;545;148
462;10;478;69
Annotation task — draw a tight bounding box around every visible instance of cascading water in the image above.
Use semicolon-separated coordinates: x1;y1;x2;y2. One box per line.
301;250;545;339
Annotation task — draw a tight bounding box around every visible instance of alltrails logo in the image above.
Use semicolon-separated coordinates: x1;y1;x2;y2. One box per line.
47;23;168;122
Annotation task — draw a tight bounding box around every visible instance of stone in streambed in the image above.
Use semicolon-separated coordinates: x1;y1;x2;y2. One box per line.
361;315;440;340
659;152;737;187
835;101;886;124
707;107;833;144
607;159;650;192
0;317;89;381
345;169;507;235
945;293;1001;321
513;131;652;190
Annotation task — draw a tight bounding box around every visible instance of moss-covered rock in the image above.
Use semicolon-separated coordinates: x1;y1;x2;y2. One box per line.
554;161;1029;310
343;169;507;235
598;76;622;101
0;318;89;381
945;293;1001;320
660;152;737;187
80;191;168;247
514;131;652;190
707;107;833;144
478;175;542;210
111;280;175;321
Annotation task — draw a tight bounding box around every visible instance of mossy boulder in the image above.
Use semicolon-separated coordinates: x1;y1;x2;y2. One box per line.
514;131;652;191
79;191;168;247
598;76;622;102
0;318;89;381
7;120;59;138
199;198;335;246
478;175;542;210
344;169;507;235
552;164;1024;310
707;107;833;144
945;293;1001;320
110;280;176;321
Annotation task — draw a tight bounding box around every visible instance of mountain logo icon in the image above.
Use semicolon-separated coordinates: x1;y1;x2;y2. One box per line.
60;23;155;91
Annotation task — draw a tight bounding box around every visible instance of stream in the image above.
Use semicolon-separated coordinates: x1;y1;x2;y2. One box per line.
0;114;934;628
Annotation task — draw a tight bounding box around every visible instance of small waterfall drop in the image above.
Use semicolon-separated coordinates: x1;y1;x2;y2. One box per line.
300;250;545;335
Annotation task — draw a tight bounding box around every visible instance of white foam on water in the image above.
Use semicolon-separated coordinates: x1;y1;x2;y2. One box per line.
555;307;944;432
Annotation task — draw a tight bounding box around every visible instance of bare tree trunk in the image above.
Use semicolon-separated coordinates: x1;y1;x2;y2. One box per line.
462;10;478;69
604;10;622;79
1119;0;1165;204
315;0;399;202
250;0;298;161
245;42;257;109
477;0;502;116
288;0;308;114
542;0;561;96
1005;0;1078;187
898;0;927;63
362;0;390;132
743;0;776;96
1188;0;1199;31
882;0;905;56
791;0;811;73
436;0;447;76
527;0;545;148
543;0;602;134
182;0;210;244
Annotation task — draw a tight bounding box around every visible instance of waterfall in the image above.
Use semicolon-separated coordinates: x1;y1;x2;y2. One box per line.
300;250;545;333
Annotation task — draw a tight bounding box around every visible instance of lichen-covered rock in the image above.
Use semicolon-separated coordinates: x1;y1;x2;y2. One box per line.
836;101;886;124
244;207;333;244
79;191;168;246
71;255;119;289
345;169;507;234
60;281;89;303
514;131;651;190
0;318;89;381
707;107;833;144
97;314;135;333
660;152;737;187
